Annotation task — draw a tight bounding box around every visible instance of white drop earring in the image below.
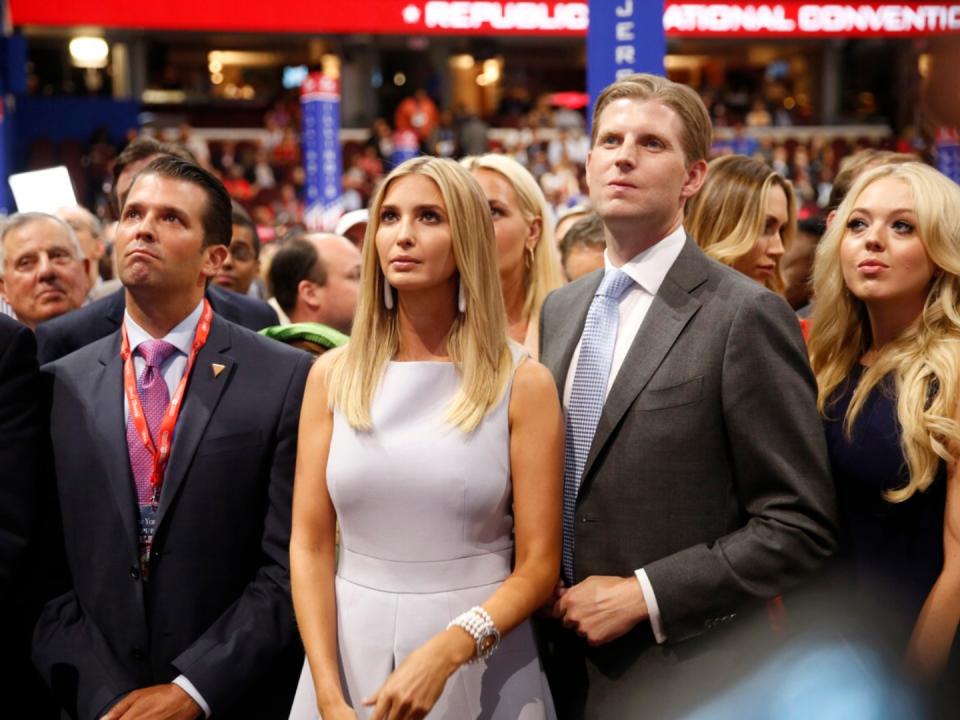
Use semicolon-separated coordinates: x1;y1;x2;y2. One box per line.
383;279;394;310
458;278;467;313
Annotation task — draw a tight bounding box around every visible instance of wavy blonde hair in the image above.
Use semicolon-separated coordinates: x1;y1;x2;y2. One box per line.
460;154;564;327
328;156;512;434
686;154;796;293
808;162;960;502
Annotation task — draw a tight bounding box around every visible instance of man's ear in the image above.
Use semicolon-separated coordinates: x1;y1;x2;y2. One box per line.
202;244;229;278
0;276;6;301
680;159;708;201
298;278;321;309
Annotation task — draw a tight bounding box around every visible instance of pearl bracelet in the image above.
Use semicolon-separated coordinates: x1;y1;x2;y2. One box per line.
447;606;501;663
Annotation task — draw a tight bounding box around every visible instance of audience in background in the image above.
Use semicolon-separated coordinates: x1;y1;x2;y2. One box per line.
0;213;91;329
55;205;106;295
559;212;605;282
462;153;563;356
267;232;361;334
686;154;796;292
214;203;262;296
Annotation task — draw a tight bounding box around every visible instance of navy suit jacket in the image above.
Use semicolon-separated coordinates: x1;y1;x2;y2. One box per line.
0;315;39;598
35;285;278;365
33;315;311;719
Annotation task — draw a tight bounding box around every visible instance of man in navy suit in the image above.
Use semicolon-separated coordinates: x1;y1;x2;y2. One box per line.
35;138;277;365
34;157;310;719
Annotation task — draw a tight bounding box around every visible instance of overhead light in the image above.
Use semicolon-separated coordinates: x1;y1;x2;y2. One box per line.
69;36;109;69
450;54;475;70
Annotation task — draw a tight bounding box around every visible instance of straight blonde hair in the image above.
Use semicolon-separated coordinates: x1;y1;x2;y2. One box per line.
461;153;564;328
809;162;960;502
328;156;513;434
686;154;796;293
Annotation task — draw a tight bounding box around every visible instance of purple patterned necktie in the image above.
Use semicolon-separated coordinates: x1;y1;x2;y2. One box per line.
126;339;178;503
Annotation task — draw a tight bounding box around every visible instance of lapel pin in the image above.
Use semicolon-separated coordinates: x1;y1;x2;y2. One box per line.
211;363;226;378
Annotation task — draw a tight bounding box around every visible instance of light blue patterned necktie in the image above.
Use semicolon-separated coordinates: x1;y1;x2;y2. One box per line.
562;268;634;583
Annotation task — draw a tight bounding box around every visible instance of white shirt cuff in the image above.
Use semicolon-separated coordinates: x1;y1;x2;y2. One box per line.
173;675;212;718
635;569;667;644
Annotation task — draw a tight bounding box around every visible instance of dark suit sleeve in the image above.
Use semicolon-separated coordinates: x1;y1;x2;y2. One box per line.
170;352;311;712
0;320;40;599
643;291;837;643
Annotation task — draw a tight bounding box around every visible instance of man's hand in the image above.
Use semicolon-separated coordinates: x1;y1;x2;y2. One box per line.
555;575;649;646
101;684;202;720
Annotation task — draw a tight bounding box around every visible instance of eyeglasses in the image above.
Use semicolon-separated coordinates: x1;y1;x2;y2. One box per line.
228;243;257;262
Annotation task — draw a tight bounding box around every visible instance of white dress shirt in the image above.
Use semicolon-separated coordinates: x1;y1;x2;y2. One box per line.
562;225;687;645
122;299;212;717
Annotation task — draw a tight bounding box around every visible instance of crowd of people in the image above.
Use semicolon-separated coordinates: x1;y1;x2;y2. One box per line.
1;71;958;720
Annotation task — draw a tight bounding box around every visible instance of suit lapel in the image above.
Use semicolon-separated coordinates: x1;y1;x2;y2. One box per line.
580;239;709;486
94;333;140;548
154;317;235;530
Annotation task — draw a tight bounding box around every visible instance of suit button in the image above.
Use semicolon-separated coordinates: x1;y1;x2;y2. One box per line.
129;566;140;580
579;516;588;524
151;549;161;560
131;647;144;660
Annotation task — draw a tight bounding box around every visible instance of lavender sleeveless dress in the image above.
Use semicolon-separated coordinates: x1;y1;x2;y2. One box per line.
289;345;555;719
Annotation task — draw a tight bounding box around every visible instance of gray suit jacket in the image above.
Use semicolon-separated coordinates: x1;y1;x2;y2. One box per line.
538;238;837;718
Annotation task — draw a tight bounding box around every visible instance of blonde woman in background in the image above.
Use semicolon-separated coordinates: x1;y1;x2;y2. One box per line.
686;154;796;293
289;156;562;720
462;154;564;357
808;162;960;697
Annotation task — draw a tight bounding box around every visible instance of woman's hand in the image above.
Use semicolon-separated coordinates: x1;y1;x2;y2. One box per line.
364;628;474;720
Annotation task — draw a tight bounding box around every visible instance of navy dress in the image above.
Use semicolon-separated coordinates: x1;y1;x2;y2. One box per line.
824;364;946;648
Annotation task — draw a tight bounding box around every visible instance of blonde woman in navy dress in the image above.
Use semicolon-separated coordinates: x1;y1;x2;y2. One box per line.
289;156;563;720
808;162;960;696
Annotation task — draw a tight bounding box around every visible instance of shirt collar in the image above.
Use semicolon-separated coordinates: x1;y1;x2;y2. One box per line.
123;299;204;357
604;225;687;296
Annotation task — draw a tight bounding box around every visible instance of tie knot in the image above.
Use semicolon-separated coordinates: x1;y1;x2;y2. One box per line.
137;339;178;368
596;268;634;301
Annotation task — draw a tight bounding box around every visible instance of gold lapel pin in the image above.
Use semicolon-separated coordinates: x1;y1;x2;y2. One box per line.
211;363;226;378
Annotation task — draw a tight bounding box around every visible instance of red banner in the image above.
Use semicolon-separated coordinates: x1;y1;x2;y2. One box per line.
10;1;960;37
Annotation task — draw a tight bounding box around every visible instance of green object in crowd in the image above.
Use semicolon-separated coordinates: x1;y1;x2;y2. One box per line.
260;322;349;350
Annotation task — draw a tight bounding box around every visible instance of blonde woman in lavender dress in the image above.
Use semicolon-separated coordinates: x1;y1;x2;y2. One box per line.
289;156;563;720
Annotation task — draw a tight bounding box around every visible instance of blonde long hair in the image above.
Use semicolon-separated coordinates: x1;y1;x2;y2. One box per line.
328;156;513;434
808;162;960;502
685;154;796;293
460;154;564;327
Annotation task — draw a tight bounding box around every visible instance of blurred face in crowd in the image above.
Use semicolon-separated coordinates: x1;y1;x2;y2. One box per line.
57;205;105;287
376;175;457;300
733;184;789;284
304;233;362;333
0;216;91;329
586;98;705;250
215;223;260;294
781;226;820;310
471;168;540;284
117;173;226;298
840;177;935;312
564;244;605;282
115;153;161;209
554;210;589;246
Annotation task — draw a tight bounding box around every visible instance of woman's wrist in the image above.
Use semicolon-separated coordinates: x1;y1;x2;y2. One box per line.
440;626;479;669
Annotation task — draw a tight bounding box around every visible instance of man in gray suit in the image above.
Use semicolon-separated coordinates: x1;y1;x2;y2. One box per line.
538;73;837;718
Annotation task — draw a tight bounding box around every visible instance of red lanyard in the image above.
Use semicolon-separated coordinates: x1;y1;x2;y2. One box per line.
121;300;213;500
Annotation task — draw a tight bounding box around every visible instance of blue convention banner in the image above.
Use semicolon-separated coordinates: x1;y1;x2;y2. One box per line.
0;98;10;215
936;127;960;184
587;1;666;116
301;73;342;231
